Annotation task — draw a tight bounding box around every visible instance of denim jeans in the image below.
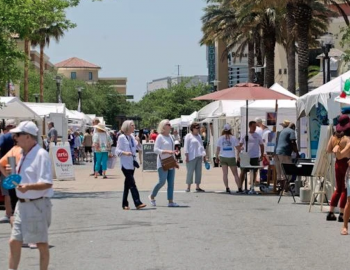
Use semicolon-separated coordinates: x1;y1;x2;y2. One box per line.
151;168;175;201
121;167;142;208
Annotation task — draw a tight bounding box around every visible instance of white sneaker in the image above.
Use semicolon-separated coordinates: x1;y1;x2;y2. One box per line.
168;202;179;207
148;195;156;207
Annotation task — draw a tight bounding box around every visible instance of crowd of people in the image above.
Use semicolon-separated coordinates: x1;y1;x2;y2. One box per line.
0;114;341;269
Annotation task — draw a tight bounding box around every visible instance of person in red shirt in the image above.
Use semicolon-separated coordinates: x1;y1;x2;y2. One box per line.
149;129;158;141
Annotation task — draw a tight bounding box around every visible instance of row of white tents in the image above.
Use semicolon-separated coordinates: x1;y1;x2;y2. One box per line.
169;70;350;160
0;97;105;143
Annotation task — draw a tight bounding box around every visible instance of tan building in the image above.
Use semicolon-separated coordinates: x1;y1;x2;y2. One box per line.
30;50;54;71
55;57;127;95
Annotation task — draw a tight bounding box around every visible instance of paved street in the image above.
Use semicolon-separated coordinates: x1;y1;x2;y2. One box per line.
0;162;349;270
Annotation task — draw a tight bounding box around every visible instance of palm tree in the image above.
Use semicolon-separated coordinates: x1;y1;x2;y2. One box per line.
24;39;30;101
285;1;335;94
200;1;259;84
31;24;64;102
289;0;350;96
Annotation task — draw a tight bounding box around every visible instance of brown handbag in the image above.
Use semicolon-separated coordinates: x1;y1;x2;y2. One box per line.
160;155;177;171
159;136;177;170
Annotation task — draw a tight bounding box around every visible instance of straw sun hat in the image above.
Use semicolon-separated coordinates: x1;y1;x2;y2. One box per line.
94;123;107;132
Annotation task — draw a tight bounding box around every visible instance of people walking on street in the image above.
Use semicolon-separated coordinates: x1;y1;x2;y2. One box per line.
8;121;53;270
149;119;179;207
274;120;300;191
239;121;264;190
90;118;103;176
326;114;350;223
93;123;112;179
74;131;82;164
67;129;75;162
215;124;241;193
0;119;16;223
116;120;146;210
184;122;207;192
83;128;93;162
46;121;57;151
0;142;22;224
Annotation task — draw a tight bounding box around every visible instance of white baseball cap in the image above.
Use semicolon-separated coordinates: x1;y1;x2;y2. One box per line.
223;123;231;131
9;121;38;136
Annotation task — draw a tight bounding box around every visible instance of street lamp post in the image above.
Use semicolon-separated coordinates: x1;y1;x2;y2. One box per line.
319;33;333;84
33;93;39;103
54;75;62;103
76;87;84;112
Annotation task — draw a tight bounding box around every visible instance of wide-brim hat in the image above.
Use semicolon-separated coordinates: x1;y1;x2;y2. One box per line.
279;119;290;127
94;123;106;132
336;114;350;132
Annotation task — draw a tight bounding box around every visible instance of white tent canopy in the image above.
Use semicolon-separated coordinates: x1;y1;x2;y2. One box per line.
240;100;297;133
296;70;350;120
0;97;41;119
25;102;66;117
270;83;299;100
197;100;246;119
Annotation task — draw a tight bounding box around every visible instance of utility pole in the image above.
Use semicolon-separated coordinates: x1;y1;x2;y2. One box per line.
176;65;181;84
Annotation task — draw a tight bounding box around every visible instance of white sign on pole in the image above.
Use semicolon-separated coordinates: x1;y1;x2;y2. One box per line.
49;142;75;180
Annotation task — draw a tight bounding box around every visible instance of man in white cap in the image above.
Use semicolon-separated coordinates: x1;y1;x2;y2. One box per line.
7;121;53;270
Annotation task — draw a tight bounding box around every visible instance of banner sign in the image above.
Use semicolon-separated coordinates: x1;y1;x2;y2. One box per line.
49;142;75;180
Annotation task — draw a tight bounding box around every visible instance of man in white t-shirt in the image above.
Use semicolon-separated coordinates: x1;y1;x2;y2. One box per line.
8;121;53;270
260;119;271;154
239;121;264;187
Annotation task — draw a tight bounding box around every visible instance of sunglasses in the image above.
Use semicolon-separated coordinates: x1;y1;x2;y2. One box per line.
165;123;171;126
14;132;27;137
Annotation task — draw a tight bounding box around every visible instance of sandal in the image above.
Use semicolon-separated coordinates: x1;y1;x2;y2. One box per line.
341;228;348;235
185;188;190;192
103;175;107;179
196;188;205;192
123;206;130;210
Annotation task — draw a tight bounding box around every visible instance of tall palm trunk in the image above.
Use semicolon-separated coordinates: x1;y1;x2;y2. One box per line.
263;27;276;88
24;39;29;102
40;43;44;102
255;32;264;86
286;2;296;94
248;41;255;83
295;2;312;97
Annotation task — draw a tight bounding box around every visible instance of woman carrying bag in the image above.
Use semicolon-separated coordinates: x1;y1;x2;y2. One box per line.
116;120;146;210
149;119;179;207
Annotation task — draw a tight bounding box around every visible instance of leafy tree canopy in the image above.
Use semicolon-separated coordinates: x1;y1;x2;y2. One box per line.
129;81;210;129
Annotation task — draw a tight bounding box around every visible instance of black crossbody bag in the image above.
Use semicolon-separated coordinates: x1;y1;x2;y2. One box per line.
127;135;140;169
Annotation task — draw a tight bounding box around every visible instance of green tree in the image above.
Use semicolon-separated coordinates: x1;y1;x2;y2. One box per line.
130;80;210;128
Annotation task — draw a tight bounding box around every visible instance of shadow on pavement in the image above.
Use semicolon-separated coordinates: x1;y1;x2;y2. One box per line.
52;190;115;200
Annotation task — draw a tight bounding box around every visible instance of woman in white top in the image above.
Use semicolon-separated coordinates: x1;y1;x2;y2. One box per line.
116;120;146;210
149;119;179;207
184;122;207;192
215;123;242;193
92;123;112;179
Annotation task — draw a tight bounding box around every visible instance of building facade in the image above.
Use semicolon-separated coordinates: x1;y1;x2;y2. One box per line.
147;75;208;93
55;57;127;95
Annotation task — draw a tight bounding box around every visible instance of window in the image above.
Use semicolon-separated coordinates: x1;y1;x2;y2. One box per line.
284;69;287;74
89;72;93;80
71;72;76;79
278;69;282;75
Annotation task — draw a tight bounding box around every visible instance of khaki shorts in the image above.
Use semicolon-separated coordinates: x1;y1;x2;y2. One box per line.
220;157;237;167
11;198;52;244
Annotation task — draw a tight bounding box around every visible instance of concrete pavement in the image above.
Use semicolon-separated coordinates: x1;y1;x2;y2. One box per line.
0;161;346;270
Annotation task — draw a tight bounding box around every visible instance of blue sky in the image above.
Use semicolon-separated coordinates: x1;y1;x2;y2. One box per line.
45;0;208;101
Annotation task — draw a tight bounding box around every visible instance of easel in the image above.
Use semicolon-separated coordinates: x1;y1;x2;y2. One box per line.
308;125;333;212
308;158;331;212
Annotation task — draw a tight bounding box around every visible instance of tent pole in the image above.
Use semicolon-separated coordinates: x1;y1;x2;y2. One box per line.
245;100;249;192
